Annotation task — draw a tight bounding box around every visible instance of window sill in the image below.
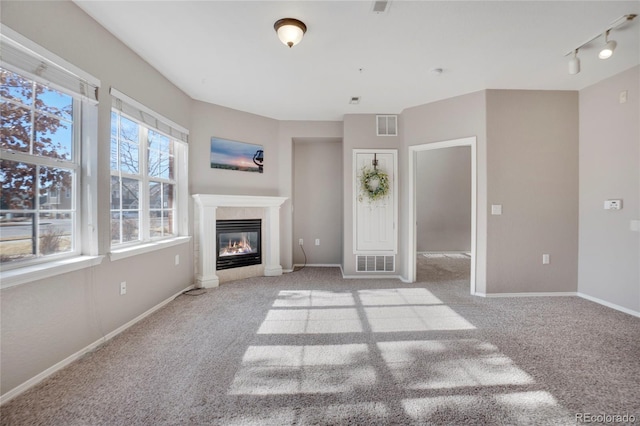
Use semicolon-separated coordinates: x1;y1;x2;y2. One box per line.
1;255;105;289
109;236;191;262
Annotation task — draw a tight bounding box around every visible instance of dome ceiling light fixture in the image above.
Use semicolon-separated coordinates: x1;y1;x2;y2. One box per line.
565;13;636;75
274;18;307;48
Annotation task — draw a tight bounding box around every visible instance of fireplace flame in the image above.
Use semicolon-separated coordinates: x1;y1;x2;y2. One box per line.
220;234;254;256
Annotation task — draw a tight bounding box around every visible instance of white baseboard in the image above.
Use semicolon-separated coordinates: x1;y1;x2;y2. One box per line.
418;251;470;255
577;292;640;318
475;291;640;318
292;264;342;268
0;284;195;405
477;292;577;298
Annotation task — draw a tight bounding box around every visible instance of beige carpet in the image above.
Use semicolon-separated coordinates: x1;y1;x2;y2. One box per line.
2;256;639;425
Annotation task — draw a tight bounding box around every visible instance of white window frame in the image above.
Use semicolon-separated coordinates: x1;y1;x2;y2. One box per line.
0;26;102;288
109;88;189;261
0;85;81;262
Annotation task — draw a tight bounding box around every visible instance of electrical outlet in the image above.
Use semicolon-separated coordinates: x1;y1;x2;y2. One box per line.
542;254;550;265
175;254;180;266
299;239;303;246
619;90;628;104
120;281;127;295
604;199;622;210
315;239;320;246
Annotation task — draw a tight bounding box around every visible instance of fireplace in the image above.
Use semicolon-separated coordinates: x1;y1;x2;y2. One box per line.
216;219;262;270
193;194;287;288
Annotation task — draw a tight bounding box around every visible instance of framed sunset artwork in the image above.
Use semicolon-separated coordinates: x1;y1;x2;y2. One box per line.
210;137;263;173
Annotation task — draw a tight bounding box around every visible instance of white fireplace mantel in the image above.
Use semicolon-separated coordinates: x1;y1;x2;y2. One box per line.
192;194;288;288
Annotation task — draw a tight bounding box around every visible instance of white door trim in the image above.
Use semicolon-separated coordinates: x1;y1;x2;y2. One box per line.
408;137;477;295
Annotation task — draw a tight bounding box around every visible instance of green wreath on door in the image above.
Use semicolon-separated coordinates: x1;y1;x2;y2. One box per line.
358;166;390;202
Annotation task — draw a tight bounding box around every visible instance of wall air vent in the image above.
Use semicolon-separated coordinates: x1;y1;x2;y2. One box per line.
376;115;398;136
357;255;395;272
372;1;390;13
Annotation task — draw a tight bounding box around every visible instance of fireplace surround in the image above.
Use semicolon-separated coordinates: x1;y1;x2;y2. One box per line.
192;194;287;288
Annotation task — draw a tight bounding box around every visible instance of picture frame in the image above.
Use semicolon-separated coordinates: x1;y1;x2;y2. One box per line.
210;137;263;173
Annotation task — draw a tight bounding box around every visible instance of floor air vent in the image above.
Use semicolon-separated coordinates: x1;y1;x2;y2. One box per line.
357;255;395;272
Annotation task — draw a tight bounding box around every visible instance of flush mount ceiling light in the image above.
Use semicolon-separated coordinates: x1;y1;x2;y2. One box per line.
598;31;617;59
274;18;307;48
565;14;636;75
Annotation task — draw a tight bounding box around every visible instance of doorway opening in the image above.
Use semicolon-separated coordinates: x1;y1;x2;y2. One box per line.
408;137;477;294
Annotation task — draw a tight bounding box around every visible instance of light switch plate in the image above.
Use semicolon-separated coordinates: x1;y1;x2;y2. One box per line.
491;204;502;215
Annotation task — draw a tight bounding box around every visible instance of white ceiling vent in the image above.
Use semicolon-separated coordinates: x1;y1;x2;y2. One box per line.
372;1;390;14
357;255;395;272
376;115;398;136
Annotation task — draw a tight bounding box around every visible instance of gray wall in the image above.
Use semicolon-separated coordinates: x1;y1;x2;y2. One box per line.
486;90;579;293
190;100;280;196
277;121;344;271
1;0;194;395
342;114;401;276
578;66;640;312
401;91;488;292
416;147;472;252
293;139;343;265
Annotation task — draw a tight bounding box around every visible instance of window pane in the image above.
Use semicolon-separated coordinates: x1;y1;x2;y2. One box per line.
164;210;174;236
120;141;139;174
119;116;139;174
1;69;33;106
122;211;139;243
1;103;32;152
110;211;121;245
110;175;120;210
148;131;173;179
149;210;162;238
149;181;161;209
0;212;35;263
120;116;138;144
149;210;173;238
39;166;73;210
148;130;169;152
1;160;36;209
38;213;72;255
35;84;73;121
34;113;73;160
163;183;174;209
121;178;139;209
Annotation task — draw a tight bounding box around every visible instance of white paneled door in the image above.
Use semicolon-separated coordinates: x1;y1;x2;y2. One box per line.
353;149;397;254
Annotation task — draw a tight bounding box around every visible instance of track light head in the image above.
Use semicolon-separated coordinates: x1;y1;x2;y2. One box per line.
598;31;617;59
599;40;617;59
568;50;580;75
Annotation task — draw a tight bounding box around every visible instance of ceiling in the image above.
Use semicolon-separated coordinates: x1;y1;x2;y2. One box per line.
74;1;640;121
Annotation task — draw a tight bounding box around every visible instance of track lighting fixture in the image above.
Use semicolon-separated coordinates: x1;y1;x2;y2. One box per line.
598;31;617;59
565;14;636;75
568;49;581;75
